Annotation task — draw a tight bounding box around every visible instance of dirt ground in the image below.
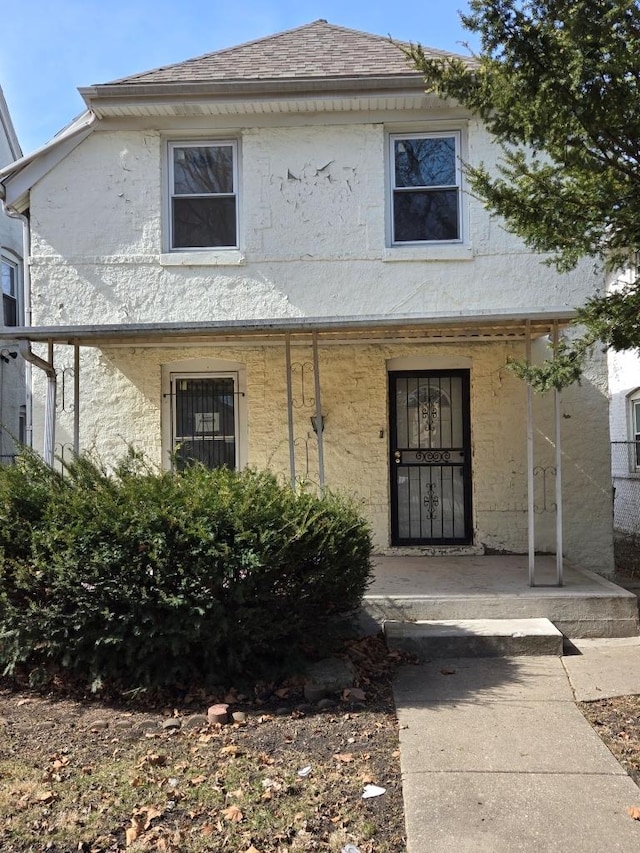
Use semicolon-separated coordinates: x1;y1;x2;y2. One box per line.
0;635;407;853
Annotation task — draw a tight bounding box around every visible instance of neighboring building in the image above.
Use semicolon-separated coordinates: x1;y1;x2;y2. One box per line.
0;21;615;574
608;269;640;569
0;86;24;461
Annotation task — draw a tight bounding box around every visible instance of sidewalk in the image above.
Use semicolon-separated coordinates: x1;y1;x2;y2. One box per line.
394;640;640;852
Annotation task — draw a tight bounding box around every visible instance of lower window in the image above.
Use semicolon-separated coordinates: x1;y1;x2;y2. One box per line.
172;374;238;469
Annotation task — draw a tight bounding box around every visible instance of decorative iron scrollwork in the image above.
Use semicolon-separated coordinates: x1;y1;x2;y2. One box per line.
55;367;75;414
533;465;557;513
423;483;440;519
415;449;451;463
420;402;439;431
290;361;316;409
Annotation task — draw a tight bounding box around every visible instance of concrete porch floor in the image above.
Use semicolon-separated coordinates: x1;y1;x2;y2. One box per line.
361;555;639;638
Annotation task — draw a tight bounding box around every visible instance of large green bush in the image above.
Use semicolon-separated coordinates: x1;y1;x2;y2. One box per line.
0;451;372;691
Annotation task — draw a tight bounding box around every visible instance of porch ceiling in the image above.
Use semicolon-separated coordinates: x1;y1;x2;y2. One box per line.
1;309;575;348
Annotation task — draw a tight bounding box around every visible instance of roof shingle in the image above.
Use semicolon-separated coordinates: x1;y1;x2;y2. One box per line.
103;20;451;86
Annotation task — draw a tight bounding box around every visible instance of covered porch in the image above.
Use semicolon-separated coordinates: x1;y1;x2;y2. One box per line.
2;308;617;591
363;554;639;639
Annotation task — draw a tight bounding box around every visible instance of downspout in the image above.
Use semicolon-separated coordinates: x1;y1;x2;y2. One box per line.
18;340;55;466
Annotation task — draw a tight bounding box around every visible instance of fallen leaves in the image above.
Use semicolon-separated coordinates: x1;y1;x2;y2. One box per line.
627;805;640;820
221;804;244;823
125;805;164;846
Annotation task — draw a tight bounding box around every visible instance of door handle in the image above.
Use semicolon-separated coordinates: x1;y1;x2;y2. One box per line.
394;450;401;464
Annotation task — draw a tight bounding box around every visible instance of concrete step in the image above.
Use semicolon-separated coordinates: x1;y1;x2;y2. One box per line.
385;617;564;659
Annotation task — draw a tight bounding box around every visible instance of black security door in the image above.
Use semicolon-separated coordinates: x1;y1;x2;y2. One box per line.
390;370;472;545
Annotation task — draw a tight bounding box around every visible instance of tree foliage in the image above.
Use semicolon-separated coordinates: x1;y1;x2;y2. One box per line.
408;0;640;388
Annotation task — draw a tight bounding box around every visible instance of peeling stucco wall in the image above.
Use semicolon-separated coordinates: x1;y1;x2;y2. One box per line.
29;119;599;327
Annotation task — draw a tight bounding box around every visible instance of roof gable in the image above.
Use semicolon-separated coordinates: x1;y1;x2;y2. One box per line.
102;20;444;86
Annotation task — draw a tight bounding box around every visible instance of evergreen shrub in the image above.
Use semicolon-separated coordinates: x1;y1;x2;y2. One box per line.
0;450;372;691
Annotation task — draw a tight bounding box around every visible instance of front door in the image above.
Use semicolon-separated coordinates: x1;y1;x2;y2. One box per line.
389;370;472;545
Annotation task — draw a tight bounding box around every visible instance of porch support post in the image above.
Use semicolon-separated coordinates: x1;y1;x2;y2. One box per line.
18;340;56;466
526;321;536;586
73;340;80;456
312;331;325;492
45;340;56;467
285;333;296;487
552;321;564;586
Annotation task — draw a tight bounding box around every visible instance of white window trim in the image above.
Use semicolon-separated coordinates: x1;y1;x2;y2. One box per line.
161;358;247;471
387;130;466;249
166;140;240;252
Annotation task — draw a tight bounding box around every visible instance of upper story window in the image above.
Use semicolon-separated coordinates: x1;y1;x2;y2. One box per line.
1;258;18;326
169;142;238;250
390;132;462;244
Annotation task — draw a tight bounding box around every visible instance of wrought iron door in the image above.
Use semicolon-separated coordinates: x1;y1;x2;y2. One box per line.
389;370;472;545
172;375;237;470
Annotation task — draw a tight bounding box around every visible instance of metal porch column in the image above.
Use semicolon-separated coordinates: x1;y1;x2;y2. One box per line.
285;333;296;487
552;321;564;586
73;341;80;456
312;332;325;491
526;321;536;586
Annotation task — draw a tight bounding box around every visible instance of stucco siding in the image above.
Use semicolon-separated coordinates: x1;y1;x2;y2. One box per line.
28;119;600;329
38;338;613;574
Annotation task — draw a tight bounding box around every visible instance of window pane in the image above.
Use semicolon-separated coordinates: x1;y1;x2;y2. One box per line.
634;401;640;436
173;146;234;195
395;137;456;188
393;189;459;242
172;197;237;248
1;262;15;297
3;294;16;326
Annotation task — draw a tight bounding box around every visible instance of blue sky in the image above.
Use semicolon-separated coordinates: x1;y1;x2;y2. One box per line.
1;1;476;156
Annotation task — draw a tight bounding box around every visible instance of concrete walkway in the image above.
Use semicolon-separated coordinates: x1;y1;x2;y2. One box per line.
394;640;640;852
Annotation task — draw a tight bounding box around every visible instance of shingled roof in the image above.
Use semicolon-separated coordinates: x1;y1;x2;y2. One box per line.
103;20;447;86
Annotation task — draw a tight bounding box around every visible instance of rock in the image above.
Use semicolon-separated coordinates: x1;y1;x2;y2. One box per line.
303;684;327;703
183;714;208;730
89;719;108;731
275;706;290;717
162;719;181;731
305;657;356;698
295;703;315;715
317;698;337;710
114;719;133;730
136;719;160;732
207;703;229;725
231;711;247;724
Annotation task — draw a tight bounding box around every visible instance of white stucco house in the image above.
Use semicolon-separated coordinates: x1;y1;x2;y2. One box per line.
0;21;616;576
608;268;640;567
0;86;24;461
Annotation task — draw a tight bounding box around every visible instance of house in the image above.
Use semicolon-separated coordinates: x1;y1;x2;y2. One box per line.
0;20;615;577
0;86;24;461
608;269;640;571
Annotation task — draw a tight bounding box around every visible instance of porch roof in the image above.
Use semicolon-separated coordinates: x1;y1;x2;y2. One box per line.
1;308;575;347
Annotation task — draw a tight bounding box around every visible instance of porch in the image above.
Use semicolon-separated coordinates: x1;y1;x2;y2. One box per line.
362;554;639;639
